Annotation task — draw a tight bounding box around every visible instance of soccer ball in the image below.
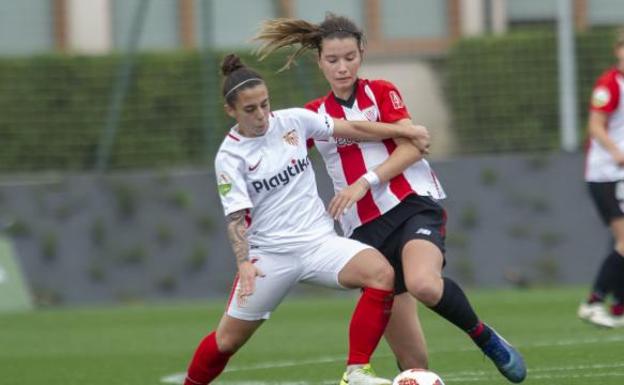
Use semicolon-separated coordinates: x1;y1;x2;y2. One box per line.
392;369;445;385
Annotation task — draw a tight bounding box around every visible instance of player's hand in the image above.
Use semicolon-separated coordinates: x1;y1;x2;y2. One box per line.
401;124;429;141
408;125;430;154
613;151;624;167
328;177;370;220
237;260;265;306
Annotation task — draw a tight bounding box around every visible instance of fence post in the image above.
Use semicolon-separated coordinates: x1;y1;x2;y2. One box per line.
95;0;150;171
557;0;579;152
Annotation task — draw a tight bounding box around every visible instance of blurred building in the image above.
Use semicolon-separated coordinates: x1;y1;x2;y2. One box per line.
2;0;622;156
1;1;624;57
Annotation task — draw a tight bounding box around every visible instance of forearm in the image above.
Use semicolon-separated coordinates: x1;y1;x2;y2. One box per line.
333;119;415;140
589;112;621;158
226;210;250;267
371;138;423;184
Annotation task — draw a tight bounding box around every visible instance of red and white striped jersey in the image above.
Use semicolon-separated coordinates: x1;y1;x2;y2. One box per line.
585;68;624;182
215;108;336;253
305;78;446;237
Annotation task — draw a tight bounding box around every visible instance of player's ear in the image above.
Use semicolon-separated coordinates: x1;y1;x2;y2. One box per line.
224;103;236;119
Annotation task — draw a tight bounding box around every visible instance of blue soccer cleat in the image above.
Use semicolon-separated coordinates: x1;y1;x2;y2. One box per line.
480;325;527;383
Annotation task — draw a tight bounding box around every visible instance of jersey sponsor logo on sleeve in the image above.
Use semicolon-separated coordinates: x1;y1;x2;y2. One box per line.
217;173;232;196
283;129;299;146
592;86;611;108
335;137;361;147
389;90;405;110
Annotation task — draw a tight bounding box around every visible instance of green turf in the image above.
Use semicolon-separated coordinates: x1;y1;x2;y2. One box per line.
1;286;622;385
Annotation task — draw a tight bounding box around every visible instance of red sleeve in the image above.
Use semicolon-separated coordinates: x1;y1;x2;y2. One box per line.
304;98;323;112
368;80;411;123
590;70;620;114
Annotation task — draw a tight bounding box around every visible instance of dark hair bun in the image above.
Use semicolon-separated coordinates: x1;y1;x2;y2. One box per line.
221;54;245;76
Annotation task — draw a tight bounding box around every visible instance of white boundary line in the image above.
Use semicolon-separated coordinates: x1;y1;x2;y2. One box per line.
161;334;624;384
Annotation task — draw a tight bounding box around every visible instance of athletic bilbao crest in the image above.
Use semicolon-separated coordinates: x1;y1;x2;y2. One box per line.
362;106;379;122
283;129;299;146
389;90;404;109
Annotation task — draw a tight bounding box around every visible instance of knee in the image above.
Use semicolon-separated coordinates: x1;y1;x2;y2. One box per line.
215;331;245;354
405;277;441;306
367;261;395;290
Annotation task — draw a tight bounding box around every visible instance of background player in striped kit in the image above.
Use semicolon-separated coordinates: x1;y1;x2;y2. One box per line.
578;30;624;328
255;13;526;383
183;54;431;385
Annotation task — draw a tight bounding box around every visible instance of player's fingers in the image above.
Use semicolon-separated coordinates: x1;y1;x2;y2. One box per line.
329;195;346;219
335;196;350;219
240;274;254;295
328;196;339;218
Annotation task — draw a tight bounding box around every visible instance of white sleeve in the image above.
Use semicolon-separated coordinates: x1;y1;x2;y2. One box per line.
215;151;253;216
291;108;334;140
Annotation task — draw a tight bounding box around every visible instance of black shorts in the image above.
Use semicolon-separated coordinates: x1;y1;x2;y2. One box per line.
350;194;447;294
588;181;624;225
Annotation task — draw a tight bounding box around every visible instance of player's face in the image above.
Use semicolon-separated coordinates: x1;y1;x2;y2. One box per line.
318;37;362;98
225;84;271;137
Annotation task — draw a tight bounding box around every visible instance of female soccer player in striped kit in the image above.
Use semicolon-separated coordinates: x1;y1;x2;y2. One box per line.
255;13;526;383
578;30;624;329
183;54;431;385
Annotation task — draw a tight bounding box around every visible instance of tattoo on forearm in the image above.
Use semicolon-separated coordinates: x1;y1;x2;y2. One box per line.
226;210;249;266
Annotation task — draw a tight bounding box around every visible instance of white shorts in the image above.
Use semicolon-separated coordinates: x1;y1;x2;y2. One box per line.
226;235;371;321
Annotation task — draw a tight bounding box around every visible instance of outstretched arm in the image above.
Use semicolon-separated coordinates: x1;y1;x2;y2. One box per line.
332;118;429;142
226;210;264;305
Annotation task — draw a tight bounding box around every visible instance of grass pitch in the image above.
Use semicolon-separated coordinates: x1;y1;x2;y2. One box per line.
1;286;622;385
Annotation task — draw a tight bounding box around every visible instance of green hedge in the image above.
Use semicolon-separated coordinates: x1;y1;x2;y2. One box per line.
448;28;618;153
0;50;327;172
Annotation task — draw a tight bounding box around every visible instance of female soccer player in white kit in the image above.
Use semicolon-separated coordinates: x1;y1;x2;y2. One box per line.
255;14;526;383
182;54;431;385
578;31;624;328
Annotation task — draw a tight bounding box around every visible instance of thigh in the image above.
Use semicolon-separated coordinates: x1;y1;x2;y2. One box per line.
399;198;447;257
226;252;300;321
588;181;624;225
300;235;373;289
388;198;446;291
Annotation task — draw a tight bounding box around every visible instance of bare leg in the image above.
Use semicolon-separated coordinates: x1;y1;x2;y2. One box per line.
384;292;428;369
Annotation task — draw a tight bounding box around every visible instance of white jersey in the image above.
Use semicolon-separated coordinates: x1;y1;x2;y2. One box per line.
306;79;446;237
215;108;336;253
586;68;624;182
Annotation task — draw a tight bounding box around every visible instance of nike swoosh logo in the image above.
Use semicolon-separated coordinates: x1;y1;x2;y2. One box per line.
248;158;262;171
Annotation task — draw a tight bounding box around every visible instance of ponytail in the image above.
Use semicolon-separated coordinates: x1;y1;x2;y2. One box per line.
254;13;364;71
